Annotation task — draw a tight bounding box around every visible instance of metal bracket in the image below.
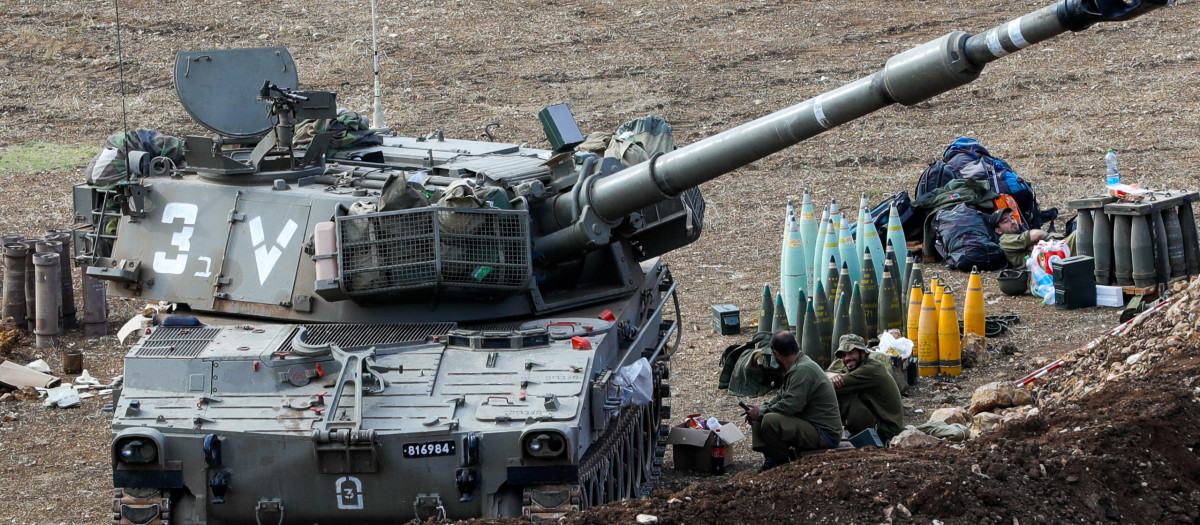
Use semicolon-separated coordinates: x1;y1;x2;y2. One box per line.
255;499;284;525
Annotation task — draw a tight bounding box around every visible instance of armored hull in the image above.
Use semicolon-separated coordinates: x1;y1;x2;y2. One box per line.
112;263;676;523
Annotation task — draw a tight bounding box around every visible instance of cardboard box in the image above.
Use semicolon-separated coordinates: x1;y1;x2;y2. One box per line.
1096;285;1124;307
666;420;746;473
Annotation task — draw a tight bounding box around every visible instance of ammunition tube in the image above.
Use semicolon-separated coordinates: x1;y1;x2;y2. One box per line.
45;230;77;328
3;243;28;328
21;238;41;327
33;251;61;348
82;268;109;337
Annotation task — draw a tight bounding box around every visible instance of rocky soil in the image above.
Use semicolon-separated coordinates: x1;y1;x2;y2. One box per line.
1;0;1199;524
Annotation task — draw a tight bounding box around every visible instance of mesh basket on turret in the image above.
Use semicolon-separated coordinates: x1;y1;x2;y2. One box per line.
336;207;531;302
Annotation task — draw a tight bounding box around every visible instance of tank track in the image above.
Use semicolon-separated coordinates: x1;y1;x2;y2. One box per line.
112;488;169;525
522;362;669;521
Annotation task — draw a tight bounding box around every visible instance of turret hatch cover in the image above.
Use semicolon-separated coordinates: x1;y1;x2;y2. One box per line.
174;47;299;139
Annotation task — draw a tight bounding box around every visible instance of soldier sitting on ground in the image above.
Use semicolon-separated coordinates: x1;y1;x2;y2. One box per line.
825;334;904;444
743;331;842;471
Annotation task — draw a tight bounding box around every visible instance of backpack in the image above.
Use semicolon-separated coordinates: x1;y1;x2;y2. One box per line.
850;191;925;243
942;138;1050;229
874;191;925;241
932;203;1008;271
914;161;960;202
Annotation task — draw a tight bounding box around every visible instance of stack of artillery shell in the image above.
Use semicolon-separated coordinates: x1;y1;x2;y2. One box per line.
1071;192;1200;287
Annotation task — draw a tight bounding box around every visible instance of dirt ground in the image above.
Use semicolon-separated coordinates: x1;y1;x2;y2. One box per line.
1;0;1199;523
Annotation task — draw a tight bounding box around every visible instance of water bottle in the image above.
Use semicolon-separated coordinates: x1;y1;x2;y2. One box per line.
1026;257;1055;305
1104;149;1120;187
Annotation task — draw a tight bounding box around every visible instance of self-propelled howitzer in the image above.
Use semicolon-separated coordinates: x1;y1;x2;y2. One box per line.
91;1;1172;523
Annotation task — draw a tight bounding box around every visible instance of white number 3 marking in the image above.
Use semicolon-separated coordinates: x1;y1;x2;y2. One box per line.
152;203;198;275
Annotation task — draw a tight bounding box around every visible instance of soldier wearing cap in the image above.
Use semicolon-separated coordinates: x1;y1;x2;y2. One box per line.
989;207;1077;269
825;334;904;443
743;331;842;471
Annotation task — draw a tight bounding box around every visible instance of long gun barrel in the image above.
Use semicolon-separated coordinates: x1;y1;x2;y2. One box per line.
537;0;1173;261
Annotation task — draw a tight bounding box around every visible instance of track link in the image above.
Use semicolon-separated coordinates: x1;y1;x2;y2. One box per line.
522;361;670;520
112;488;169;525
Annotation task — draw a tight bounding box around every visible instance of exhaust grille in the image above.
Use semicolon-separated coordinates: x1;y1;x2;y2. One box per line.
277;323;455;354
133;327;223;357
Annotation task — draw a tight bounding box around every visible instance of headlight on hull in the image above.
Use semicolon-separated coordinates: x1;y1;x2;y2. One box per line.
117;438;158;464
523;431;567;459
111;428;167;469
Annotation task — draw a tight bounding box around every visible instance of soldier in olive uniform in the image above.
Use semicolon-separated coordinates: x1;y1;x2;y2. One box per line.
825;334;904;443
744;331;842;471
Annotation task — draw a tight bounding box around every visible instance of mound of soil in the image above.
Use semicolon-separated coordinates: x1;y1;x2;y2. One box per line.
566;280;1200;525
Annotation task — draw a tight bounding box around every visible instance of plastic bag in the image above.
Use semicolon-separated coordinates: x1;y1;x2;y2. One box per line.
878;330;914;360
1031;239;1070;275
614;358;654;406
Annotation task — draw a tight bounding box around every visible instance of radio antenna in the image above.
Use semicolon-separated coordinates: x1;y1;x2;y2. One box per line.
369;0;386;129
113;0;129;134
